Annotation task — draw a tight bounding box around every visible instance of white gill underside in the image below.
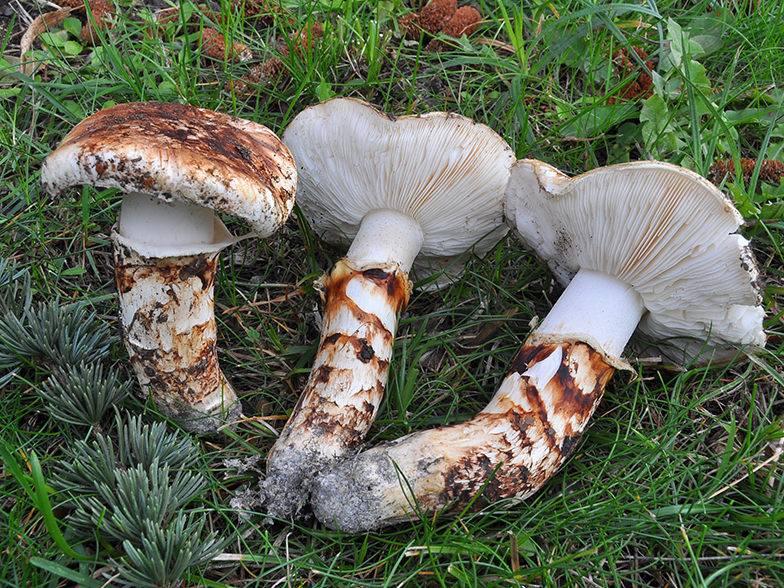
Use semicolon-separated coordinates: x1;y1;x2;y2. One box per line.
284;99;514;260
506;161;764;362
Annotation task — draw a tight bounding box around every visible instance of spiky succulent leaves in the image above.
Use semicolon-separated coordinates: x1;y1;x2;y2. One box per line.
0;259;32;316
0;263;32;385
0;300;114;372
36;363;131;428
116;413;200;471
53;432;119;499
69;460;206;545
113;514;226;588
54;412;201;521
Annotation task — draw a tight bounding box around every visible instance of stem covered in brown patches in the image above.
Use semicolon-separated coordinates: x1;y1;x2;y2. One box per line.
113;230;241;434
310;339;613;532
264;258;412;519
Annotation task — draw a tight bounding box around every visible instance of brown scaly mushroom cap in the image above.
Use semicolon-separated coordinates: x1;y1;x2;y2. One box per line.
41;101;296;248
40;102;296;433
308;159;766;533
261;97;515;520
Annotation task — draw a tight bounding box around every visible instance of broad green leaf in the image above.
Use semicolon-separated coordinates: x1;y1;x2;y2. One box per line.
62;17;82;38
690;34;722;57
64;41;83;56
667;18;684;67
39;31;68;48
640;93;669;129
686;60;711;92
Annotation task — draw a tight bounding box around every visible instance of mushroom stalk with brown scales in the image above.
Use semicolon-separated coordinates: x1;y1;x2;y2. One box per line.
309;160;766;533
40;102;296;433
262;97;515;519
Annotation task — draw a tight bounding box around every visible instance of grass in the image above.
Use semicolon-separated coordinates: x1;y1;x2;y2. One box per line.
1;0;783;586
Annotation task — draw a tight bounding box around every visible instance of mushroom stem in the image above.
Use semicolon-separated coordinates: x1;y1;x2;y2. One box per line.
311;340;614;533
346;209;425;271
308;268;647;532
531;268;645;365
264;210;421;518
113;215;242;434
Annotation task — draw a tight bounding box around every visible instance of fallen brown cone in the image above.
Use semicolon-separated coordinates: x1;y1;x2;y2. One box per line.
200;27;252;62
426;6;482;52
708;158;784;187
607;46;654;104
225;23;323;95
310;160;766;533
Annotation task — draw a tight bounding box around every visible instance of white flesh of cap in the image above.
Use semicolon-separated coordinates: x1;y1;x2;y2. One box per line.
535;268;645;362
346;209;425;274
119;192;215;247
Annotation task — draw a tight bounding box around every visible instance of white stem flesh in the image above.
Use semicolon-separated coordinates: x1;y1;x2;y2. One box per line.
119;192;215;247
346;209;425;274
535;268;645;362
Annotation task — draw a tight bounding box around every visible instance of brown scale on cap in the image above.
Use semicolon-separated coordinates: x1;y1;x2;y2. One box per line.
263;258;411;518
310;340;613;532
43;102;295;235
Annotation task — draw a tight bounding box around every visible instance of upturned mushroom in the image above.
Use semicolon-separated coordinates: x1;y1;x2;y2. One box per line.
40;102;296;433
263;97;515;518
309;159;766;532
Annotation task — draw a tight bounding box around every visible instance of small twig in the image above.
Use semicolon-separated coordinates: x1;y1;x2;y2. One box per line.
19;7;75;77
11;0;35;26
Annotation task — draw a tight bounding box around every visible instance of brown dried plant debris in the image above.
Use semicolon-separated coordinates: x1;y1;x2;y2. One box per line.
200;27;252;62
54;0;115;45
150;0;293;32
401;0;482;52
225;23;324;95
708;158;784;187
607;46;654;104
19;7;74;77
242;0;295;27
426;5;481;52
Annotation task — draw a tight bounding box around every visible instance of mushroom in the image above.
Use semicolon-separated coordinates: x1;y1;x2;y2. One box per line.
309;159;766;532
40;102;296;433
262;97;515;518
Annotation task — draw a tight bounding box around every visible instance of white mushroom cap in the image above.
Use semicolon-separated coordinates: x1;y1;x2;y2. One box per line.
505;159;766;366
282;97;515;281
40;102;297;240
